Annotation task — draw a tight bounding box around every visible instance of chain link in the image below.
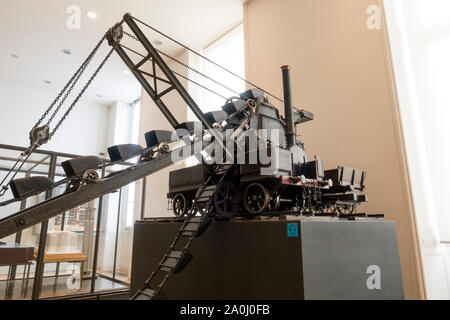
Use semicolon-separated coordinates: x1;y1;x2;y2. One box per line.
33;35;107;130
50;46;116;139
0;36;111;196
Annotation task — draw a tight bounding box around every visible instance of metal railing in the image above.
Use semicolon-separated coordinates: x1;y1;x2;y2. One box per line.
0;143;145;300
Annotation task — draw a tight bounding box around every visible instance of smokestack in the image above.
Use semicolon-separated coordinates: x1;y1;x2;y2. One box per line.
281;65;295;148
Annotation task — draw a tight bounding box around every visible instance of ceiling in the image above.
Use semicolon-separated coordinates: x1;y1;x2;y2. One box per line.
0;0;244;106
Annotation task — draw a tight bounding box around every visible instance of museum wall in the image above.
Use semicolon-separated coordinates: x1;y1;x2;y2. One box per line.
244;0;424;299
0;80;111;223
0;80;110;156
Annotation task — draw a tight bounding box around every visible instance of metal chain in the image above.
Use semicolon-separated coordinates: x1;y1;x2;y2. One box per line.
123;31;240;96
33;35;107;130
50;46;116;139
0;36;111;197
47;45;98;125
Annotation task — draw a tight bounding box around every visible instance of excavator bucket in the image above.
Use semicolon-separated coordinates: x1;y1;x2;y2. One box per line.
10;176;54;200
144;130;174;149
175;121;204;136
221;100;247;115
107;144;143;163
195;215;212;238
240;88;264;100
205;110;228;124
61;156;103;178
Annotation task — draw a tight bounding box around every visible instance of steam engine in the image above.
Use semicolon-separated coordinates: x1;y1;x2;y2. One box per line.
167;66;367;218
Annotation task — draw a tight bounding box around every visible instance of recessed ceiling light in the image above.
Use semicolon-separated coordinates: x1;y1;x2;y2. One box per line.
123;69;131;75
62;49;72;55
10;54;19;58
154;40;163;46
86;11;97;19
44;80;52;85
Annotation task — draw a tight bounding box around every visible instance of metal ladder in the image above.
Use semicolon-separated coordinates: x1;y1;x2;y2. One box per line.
130;164;232;300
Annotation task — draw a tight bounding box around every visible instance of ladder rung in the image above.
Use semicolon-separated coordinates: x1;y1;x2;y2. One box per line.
135;288;155;300
181;230;195;237
183;222;200;232
134;294;152;300
215;164;233;172
160;266;173;273
160;250;193;274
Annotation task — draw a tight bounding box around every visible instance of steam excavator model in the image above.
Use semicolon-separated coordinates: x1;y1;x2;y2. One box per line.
0;13;373;300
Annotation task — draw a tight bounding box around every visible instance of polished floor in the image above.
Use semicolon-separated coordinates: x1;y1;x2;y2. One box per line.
0;274;127;300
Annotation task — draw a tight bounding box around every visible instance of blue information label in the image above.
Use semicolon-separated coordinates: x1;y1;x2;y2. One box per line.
287;223;299;237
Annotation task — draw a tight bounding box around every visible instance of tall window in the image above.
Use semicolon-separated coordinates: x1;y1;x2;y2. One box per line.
385;0;450;299
125;100;141;227
186;24;244;167
385;0;450;241
188;23;245;119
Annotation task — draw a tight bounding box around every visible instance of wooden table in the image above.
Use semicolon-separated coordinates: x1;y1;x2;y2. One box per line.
0;243;34;296
33;250;88;289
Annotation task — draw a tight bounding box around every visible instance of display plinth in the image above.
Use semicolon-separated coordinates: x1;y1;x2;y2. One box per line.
131;217;404;300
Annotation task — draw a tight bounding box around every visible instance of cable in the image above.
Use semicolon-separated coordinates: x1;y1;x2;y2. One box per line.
131;15;285;104
120;43;228;101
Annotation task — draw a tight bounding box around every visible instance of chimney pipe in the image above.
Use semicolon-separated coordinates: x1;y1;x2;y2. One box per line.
281;65;295;148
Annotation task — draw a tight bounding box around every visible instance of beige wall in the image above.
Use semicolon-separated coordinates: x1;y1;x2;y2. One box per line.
244;0;424;299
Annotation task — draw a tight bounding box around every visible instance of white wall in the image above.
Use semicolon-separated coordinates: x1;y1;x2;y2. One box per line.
0;80;113;279
0;80;112;222
0;80;110;156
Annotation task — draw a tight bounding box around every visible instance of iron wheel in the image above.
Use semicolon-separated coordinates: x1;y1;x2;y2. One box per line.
243;182;270;215
172;193;187;217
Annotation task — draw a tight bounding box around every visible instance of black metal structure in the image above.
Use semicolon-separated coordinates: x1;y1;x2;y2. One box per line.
0;142;202;239
0;13;373;300
0;144;136;300
281;65;296;148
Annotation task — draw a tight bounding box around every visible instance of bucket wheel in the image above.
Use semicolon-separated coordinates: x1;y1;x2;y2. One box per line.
172;193;188;217
323;204;337;215
243;182;270;215
158;142;170;154
267;192;281;212
195;202;209;216
337;204;355;215
82;169;99;184
213;182;236;217
66;179;81;191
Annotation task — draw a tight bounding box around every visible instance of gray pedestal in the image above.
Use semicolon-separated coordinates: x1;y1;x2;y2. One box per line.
131;217;404;300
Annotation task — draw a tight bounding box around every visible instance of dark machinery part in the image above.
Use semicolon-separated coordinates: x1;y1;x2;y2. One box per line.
166;84;368;218
29;125;51;150
10;177;54;200
108;144;144;162
281;65;296;148
132;163;233;300
244;183;270;215
0;13;372;301
172;193;188;217
0;141;206;239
